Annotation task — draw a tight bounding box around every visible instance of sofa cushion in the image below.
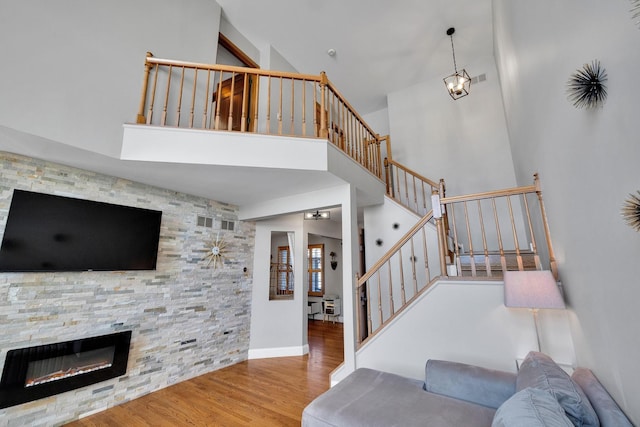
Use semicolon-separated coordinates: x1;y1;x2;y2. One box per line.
517;352;599;427
492;387;575;427
571;368;633;427
302;368;496;427
425;359;516;409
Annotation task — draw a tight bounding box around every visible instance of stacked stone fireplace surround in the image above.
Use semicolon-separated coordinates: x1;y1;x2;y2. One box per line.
0;152;255;425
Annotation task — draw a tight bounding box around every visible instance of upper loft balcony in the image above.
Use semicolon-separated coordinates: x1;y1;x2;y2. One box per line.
121;53;387;214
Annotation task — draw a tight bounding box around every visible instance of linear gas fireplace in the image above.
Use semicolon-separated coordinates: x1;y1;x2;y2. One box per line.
0;330;131;409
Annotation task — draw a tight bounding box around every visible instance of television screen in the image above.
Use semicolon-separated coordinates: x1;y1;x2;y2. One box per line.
0;190;162;272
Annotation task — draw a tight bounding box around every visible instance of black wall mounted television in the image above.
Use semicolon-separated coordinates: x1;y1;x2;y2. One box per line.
0;190;162;272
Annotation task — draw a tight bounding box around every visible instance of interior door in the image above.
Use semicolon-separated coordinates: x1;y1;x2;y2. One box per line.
213;74;247;131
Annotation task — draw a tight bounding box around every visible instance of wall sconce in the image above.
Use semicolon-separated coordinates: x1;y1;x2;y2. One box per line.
330;251;338;270
443;27;471;100
304;210;330;220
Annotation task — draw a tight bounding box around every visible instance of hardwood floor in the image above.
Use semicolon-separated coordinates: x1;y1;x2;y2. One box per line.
66;320;343;426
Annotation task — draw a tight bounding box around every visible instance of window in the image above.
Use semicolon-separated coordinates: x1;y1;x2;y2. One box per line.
308;244;324;296
274;246;293;296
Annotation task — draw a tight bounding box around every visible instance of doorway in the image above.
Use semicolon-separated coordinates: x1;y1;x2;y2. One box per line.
214;33;259;132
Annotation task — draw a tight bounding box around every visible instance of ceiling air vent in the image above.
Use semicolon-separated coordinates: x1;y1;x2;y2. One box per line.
470;73;487;85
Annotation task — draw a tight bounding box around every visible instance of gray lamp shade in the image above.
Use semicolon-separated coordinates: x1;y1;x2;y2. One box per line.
503;270;565;309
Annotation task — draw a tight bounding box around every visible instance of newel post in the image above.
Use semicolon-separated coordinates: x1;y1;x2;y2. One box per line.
136;52;154;124
534;174;559;280
384;158;392;197
319;72;329;139
432;191;448;277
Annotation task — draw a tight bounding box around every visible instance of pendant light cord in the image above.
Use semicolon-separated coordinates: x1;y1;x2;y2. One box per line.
449;35;458;73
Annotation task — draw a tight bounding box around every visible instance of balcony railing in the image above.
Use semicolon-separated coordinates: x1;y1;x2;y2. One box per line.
135;53;383;179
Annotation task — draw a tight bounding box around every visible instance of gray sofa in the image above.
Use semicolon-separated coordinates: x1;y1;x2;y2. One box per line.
302;352;633;427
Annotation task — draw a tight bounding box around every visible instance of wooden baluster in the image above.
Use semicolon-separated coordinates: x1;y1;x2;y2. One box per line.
386;260;393;324
228;72;236;130
277;76;284;135
367;277;373;340
507;196;524;271
362;126;368;168
290;78;295;135
403;169;409;208
421;225;430;283
301;79;306;136
137;52;153;124
175;66;185;126
387;266;395;317
201;69;211;128
398;250;406;306
161;65;172;126
421;181;427;215
251;74;259;132
312;81;318;137
241;73;248;132
394;166;401;203
410;237;418;295
214;71;223;130
492;198;507;275
523;194;542;270
450;204;462;275
384;158;392;197
341;101;347;151
376;138;382;178
355;275;361;344
147;63;159;125
266;76;271;134
189;68;197;128
463;201;476;276
378;266;384;326
477;200;491;277
412;176;418;214
535;174;558;279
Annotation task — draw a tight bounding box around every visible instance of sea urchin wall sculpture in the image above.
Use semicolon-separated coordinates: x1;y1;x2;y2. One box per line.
622;191;640;232
566;60;608;109
631;0;640;29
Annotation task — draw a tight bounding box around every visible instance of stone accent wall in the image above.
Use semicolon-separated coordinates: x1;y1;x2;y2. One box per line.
0;152;255;426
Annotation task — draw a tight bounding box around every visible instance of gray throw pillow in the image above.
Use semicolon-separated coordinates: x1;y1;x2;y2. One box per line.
517;352;599;427
493;388;575;427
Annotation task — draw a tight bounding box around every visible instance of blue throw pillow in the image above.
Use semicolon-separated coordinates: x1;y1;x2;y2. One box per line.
493;388;575;427
517;352;599;427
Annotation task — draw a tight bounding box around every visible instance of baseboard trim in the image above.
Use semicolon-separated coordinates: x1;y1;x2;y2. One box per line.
248;344;309;359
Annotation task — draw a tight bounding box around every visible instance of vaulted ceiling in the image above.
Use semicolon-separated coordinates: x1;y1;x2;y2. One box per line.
216;0;495;114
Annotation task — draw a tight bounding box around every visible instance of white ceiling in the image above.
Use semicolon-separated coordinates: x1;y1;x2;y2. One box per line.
216;0;495;114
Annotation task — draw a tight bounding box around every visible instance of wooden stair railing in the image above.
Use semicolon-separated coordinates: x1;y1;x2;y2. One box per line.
381;135;442;217
439;174;557;280
356;209;447;347
356;174;557;349
135;52;383;180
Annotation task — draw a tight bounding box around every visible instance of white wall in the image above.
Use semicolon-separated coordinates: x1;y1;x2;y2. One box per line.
493;0;640;421
249;214;307;357
387;56;518;197
0;0;221;157
356;280;575;380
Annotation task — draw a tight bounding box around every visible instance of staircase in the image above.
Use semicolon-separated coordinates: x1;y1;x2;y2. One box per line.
357;169;558;347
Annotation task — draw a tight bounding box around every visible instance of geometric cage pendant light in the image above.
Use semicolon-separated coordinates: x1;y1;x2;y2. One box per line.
443;27;471;100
